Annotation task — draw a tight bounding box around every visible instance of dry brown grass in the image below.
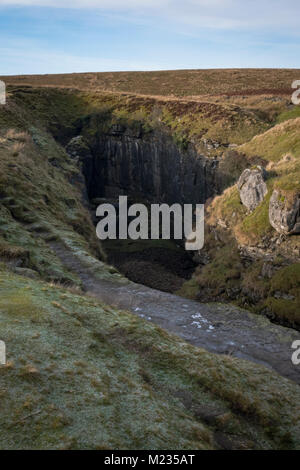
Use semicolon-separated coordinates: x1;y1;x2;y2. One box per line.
5;129;29;142
2;69;299;99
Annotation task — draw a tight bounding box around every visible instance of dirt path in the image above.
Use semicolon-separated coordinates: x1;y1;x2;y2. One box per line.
52;242;300;385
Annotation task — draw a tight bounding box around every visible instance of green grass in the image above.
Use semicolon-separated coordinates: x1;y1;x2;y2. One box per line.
0;112;117;285
262;264;300;326
277;107;300;123
212;186;246;221
176;277;200;299
192;169;299;325
209;117;300;245
195;241;242;292
264;297;300;327
1;86;271;157
1;270;300;449
271;264;300;293
240;192;273;241
238;118;300;162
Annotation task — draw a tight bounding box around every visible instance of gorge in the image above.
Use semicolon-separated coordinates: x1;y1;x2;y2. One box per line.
0;73;299;449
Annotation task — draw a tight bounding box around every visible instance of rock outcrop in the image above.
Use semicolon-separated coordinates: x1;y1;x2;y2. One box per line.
237;166;268;211
66;135;94;187
66;135;91;160
65;135;93;207
67;125;219;205
269;189;300;234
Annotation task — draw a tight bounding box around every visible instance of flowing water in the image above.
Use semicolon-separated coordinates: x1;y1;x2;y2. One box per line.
52;242;300;385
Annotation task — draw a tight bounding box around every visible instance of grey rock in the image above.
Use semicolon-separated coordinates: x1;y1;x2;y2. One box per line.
274;291;295;301
73;126;218;204
66;135;92;161
237;166;268;211
202;138;221;151
261;262;274;279
269;189;300;234
66;136;93;206
14;267;39;279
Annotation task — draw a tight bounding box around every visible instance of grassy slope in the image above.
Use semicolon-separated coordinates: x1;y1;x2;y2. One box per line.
2;69;298;144
226;118;300;240
0;93;122;286
1;269;300;450
181;117;300;326
239;117;300;163
2;81;286;155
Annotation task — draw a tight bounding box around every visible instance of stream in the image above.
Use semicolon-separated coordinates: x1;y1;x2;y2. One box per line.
52;242;300;385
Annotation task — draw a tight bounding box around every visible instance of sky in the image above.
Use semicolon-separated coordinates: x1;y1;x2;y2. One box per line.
0;0;299;74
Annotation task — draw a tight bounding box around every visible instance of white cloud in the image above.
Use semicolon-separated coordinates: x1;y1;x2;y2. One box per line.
1;0;167;7
0;0;299;32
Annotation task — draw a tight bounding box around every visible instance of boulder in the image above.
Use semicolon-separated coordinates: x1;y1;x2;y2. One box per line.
237;166;268;211
269;189;300;234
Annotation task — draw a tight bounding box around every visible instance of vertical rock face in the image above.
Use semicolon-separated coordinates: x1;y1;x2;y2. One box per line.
269;189;300;234
67;126;218;205
65;135;92;206
237;166;268;211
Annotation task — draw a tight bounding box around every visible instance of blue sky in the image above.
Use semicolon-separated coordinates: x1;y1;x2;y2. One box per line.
0;0;299;74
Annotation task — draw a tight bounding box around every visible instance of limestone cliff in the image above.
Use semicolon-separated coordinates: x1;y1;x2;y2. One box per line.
67;124;218;205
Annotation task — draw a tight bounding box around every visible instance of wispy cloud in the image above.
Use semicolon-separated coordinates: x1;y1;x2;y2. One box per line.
1;0;167;7
0;0;299;32
0;1;299;73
